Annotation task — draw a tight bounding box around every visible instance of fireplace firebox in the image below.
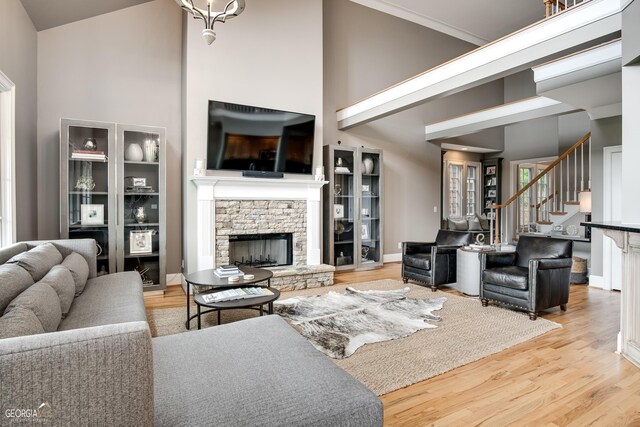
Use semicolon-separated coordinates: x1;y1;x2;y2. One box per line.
229;233;293;267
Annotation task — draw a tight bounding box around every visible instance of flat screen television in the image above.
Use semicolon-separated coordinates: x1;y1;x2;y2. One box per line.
207;100;315;174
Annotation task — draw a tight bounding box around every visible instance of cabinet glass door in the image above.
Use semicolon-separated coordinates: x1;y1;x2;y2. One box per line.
118;126;164;290
63;121;115;275
359;150;381;265
332;149;356;268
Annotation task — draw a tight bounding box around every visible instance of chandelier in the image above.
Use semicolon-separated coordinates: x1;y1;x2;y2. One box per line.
176;0;246;45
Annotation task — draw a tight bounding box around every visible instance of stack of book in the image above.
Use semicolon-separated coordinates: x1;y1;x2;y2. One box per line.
201;287;274;303
71;150;106;161
214;265;241;278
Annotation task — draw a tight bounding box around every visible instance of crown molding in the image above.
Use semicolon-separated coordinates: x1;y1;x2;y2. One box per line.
349;0;489;46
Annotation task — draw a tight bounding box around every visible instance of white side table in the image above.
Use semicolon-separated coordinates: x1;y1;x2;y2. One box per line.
456;247;494;296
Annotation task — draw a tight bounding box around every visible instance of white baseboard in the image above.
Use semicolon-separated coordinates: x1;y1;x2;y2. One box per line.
589;275;606;289
383;253;402;263
166;273;183;286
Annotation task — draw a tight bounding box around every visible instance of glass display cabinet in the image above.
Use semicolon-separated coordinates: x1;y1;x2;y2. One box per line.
117;124;166;291
60;119;116;276
60;119;166;291
323;145;383;271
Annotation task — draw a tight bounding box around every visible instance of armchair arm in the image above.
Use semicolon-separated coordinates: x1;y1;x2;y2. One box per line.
0;322;154;425
481;252;517;269
534;258;573;270
402;241;436;255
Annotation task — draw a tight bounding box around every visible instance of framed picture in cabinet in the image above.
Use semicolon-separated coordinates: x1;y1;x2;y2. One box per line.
130;230;153;254
80;204;104;225
361;223;370;240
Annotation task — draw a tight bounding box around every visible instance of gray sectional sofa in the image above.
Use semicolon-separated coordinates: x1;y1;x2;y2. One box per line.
0;239;382;426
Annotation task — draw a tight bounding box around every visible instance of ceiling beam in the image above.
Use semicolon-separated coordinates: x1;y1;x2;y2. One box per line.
337;0;622;130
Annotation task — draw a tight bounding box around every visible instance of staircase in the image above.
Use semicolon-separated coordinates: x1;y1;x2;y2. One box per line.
490;132;591;244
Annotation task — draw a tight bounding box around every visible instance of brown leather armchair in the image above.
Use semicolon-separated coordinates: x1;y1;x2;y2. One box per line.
402;230;473;291
480;235;573;320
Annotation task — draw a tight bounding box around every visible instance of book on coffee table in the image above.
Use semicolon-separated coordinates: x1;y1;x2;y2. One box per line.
201;287;274;303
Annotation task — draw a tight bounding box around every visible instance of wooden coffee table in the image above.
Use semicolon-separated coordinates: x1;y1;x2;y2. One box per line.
184;266;276;329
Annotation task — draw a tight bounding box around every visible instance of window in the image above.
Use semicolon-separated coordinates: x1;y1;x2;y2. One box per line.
444;160;481;219
0;70;16;247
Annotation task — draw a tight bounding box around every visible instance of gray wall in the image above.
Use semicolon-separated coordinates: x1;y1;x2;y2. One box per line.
182;0;324;273
323;0;504;254
0;0;38;241
36;0;183;273
589;115;622;277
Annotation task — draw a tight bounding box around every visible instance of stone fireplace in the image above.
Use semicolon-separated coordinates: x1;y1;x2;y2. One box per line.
188;176;334;290
215;200;306;267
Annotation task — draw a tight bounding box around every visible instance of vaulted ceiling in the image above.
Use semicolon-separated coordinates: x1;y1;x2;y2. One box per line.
20;0;153;31
350;0;547;45
21;0;545;46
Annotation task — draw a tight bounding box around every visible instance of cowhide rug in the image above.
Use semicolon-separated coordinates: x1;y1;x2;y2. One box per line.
274;287;446;359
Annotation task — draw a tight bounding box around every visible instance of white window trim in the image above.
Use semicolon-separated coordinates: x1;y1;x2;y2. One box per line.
0;70;16;246
443;160;482;220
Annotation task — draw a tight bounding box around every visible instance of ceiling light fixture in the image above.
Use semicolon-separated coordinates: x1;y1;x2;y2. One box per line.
176;0;246;45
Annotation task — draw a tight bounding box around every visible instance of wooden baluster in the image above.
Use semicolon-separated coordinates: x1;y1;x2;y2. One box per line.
544;0;553;17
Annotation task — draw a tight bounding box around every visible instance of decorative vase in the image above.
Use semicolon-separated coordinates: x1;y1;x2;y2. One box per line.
134;207;147;224
143;140;158;162
82;138;97;151
125;143;144;162
362;156;374;175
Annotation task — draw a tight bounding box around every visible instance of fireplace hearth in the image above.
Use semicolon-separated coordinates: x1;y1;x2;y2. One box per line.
229;233;293;268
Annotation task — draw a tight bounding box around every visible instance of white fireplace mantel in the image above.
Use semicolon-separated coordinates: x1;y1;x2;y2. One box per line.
189;176;327;272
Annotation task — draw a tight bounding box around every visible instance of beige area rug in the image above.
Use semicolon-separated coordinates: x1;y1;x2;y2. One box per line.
147;279;561;395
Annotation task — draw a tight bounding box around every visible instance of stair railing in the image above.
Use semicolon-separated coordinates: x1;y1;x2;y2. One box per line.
544;0;588;17
489;132;591;244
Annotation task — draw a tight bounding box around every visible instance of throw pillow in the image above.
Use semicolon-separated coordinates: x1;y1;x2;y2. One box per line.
447;217;468;231
7;243;63;282
4;282;62;332
0;306;45;339
0;264;35;314
476;213;490;231
468;216;484;231
62;252;90;296
40;265;75;318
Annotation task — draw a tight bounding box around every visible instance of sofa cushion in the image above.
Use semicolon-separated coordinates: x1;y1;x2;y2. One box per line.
59;271;145;331
447;217;468;231
403;253;431;270
0;242;28;265
40;265;76;317
468;216;484;231
0;263;35;314
7;242;63;282
476;213;490;231
0;306;45;339
62;252;90;295
515;235;573;269
153;315;382;427
483;266;529;291
5;282;62;332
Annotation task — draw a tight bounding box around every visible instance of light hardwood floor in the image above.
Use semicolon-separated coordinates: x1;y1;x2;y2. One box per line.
144;264;640;426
